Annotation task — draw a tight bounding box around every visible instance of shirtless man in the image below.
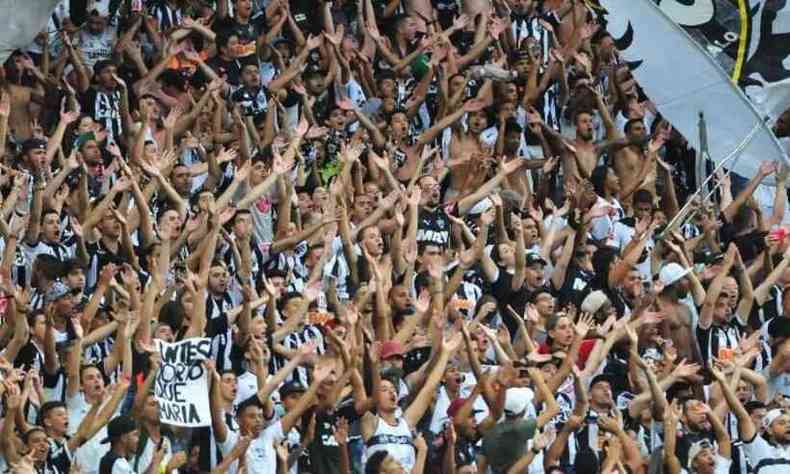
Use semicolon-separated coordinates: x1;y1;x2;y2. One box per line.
3;52;47;142
612;118;658;194
657;262;704;365
526;86;616;184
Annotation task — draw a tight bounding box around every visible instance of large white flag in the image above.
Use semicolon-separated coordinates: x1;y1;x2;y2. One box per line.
599;0;789;184
0;1;60;64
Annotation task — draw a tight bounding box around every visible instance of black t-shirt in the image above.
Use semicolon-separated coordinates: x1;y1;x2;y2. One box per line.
558;265;594;307
47;437;72;473
80;87;122;144
86;240;129;289
417;206;451;248
308;398;362;474
230;85;269;117
490;264;532;335
205;55;242;86
99;450;122;474
14;338;44;371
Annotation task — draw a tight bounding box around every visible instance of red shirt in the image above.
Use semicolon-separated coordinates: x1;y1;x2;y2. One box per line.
538;339;598;368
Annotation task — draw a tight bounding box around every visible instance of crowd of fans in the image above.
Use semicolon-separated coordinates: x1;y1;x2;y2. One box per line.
2;0;790;473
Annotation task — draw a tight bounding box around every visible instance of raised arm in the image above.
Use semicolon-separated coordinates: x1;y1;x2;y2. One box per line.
404;334;460;428
711;365;755;442
722;161;773;223
699;244;736;330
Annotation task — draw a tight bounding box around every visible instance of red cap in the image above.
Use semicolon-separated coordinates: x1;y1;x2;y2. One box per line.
379;340;406;360
446;397;469;420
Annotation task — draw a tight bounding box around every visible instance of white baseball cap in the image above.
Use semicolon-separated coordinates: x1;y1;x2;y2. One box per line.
504;387;534;418
762;408;785;431
658;262;692;287
581;290;610;314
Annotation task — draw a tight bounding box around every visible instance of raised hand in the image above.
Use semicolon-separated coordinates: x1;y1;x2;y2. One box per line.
336;97;355;111
306;34;323;50
574;312;594;339
451;13;469;31
334;417;349;445
324;24;344;46
306;125;328;140
672;358;701;380
294;117;310;138
463;99;486;112
532;426;555;451
488;16;507;38
272;150;295;175
759;160;777;177
0;92;10;118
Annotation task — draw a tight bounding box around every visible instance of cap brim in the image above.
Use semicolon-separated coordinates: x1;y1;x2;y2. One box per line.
665;267;693;286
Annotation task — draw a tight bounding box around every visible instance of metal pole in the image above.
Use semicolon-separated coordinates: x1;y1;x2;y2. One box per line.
658;121;762;239
696;112;709;194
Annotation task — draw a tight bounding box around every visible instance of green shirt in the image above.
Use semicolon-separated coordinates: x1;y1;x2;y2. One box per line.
481;417;538;473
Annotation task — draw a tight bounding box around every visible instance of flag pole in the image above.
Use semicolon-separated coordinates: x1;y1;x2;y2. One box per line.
657;121;762;240
696;112;710;194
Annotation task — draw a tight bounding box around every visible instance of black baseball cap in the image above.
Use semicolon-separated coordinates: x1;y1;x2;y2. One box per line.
21;138;47;154
279;381;307;398
526;253;547;267
101;415;137;443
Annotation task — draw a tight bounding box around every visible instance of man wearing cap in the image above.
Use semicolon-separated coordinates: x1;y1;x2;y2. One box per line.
44;281;79;343
19;137;48;174
98;415;150;474
657;261;705;365
573;373;619;454
479;368;559;473
378;340;412;402
580;290;615;325
78;9;116;70
684;437;732;474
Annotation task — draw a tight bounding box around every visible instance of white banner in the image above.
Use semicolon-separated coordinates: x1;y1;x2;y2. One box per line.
0;1;60;64
155;338;212;427
599;0;790;184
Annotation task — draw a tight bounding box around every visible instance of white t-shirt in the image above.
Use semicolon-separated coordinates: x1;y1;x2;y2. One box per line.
235;371;259;407
428;373;489;434
110;457;135;474
67;392;121;474
219;420;285;474
132;435;173;474
742;434;790;474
